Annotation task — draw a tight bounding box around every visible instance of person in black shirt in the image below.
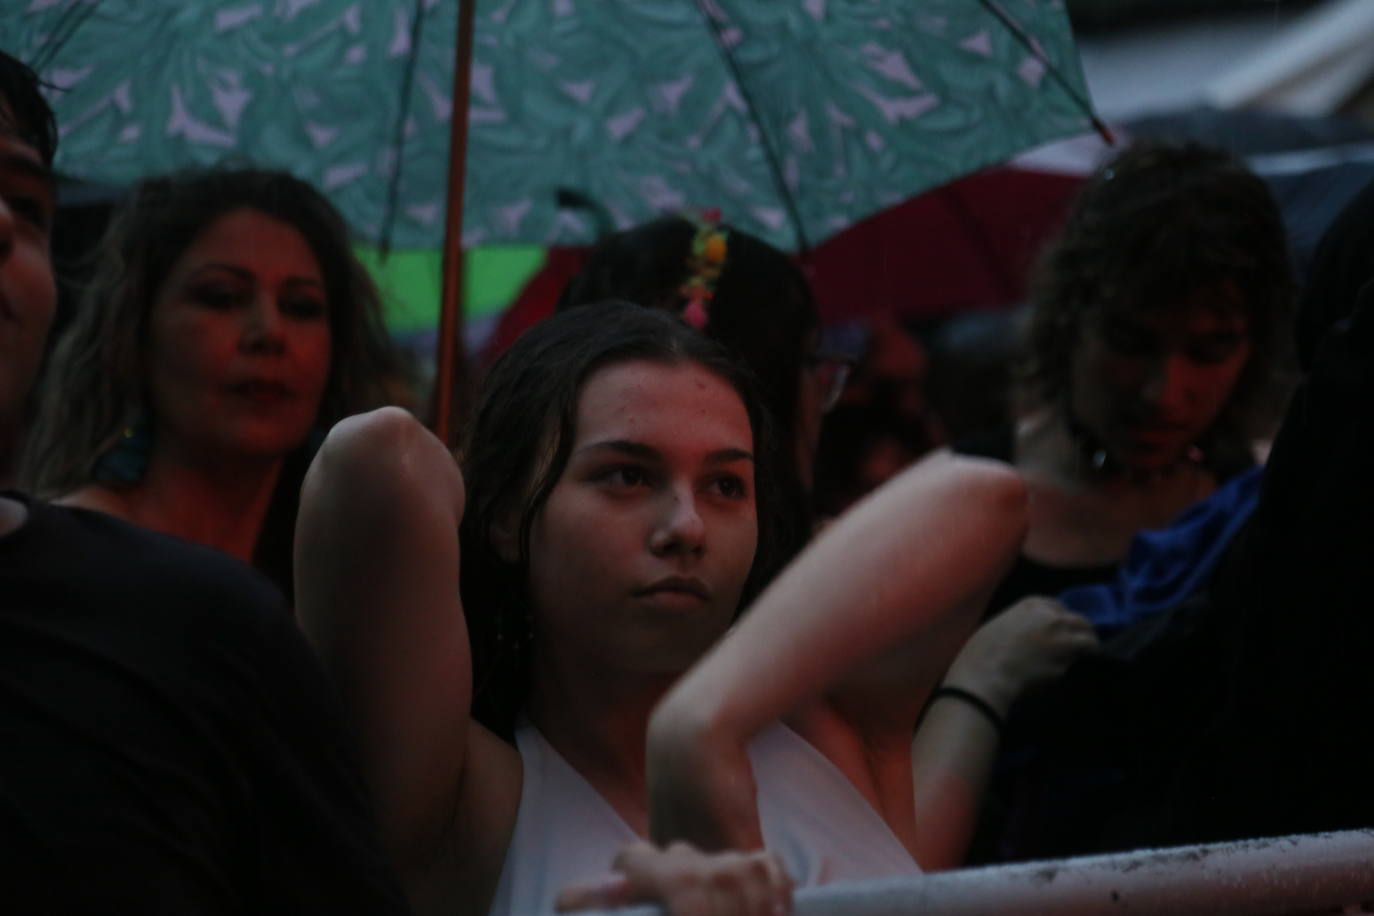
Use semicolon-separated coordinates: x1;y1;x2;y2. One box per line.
0;47;407;914
981;177;1374;862
957;142;1293;617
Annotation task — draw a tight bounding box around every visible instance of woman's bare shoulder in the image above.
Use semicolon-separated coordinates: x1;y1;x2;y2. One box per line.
908;448;1027;509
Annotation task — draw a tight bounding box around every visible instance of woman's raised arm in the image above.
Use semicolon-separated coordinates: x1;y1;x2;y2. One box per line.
647;452;1028;852
295;407;518;912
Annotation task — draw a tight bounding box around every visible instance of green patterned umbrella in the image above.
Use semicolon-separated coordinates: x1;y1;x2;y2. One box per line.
9;0;1099;253
10;0;1101;440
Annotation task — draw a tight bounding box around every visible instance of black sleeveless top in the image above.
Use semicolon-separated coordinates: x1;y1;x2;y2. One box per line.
954;423;1250;618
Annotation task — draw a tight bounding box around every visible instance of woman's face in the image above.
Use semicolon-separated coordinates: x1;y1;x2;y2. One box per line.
1069;298;1252;471
0;125;56;434
527;359;759;676
146;207;332;464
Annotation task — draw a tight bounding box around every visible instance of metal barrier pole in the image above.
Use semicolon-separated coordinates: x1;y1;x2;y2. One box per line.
583;829;1374;916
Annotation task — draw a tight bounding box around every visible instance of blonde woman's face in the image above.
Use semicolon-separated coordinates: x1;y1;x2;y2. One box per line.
146;208;332;463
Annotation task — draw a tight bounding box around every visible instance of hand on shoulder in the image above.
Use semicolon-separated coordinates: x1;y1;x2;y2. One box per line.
944;595;1100;714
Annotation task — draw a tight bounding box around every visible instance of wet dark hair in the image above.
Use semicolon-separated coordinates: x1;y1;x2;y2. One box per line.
557;215;817;540
0;49;57;166
1022;141;1295;452
461;300;785;738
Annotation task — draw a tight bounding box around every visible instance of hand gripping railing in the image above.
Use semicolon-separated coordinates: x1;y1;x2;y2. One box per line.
583;829;1374;915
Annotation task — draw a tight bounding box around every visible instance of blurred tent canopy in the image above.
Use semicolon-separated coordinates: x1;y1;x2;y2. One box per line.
1198;0;1374;120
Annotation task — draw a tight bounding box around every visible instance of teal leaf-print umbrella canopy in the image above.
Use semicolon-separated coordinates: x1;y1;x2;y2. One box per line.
8;0;1098;252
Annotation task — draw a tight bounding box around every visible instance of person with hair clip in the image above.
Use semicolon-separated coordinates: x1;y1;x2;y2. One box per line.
558;212;852;562
296;299;1029;914
557;212;1100;870
21;166;407;593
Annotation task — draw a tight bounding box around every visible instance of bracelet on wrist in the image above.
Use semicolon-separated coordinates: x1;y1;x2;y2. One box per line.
931;684;1004;737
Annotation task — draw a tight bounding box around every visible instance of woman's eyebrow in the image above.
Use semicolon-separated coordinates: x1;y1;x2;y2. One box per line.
0;150;55;193
574;440;663;461
186;262;254;282
185;263;325;288
705;448;754;465
573;441;754;465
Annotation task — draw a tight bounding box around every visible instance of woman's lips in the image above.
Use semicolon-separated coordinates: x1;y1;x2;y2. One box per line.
633;576;711;604
230;379;293;403
1119;421;1189;451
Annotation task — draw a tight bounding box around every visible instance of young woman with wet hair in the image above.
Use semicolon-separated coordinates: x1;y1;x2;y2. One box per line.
558;214;851;562
297;300;1027;914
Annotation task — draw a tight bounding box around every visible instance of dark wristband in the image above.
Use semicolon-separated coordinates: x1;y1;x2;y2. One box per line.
931;685;1004;737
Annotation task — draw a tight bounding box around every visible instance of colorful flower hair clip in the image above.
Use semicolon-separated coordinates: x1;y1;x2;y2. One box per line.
678;209;729;331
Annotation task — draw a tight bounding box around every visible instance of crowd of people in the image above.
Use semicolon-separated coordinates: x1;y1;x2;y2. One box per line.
3;41;1372;914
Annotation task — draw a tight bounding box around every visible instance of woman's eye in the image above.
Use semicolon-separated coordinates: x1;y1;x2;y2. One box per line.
708;475;748;500
601;466;650;488
190;286;247;310
5;195;49;231
282;296;327;320
1187;337;1242;365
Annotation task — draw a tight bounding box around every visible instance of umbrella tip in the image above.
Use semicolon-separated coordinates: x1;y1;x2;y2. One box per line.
1093;117;1118;147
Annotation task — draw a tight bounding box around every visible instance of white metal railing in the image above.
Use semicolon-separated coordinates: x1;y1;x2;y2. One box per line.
583;829;1374;915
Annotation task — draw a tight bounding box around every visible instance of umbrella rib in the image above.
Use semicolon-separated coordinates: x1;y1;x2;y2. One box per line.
976;0;1115;146
32;0;103;75
693;0;811;254
378;0;429;259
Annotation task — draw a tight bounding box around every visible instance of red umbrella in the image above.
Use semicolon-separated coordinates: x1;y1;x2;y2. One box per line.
477;164;1087;371
804;165;1085;323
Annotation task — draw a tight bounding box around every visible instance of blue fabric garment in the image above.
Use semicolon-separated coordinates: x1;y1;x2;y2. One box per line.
1059;465;1263;637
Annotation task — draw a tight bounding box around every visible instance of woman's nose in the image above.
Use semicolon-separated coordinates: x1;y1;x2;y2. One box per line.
239;296;286;355
1140;353;1196;413
648;487;706;557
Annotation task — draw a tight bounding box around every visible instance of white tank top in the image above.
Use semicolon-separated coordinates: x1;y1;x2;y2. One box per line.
488;721;921;915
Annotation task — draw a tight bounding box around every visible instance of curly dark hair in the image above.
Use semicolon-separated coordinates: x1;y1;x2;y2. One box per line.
460;300;787;738
1022;141;1295;448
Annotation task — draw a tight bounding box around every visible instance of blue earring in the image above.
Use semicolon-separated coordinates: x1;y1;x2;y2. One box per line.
92;411;154;484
